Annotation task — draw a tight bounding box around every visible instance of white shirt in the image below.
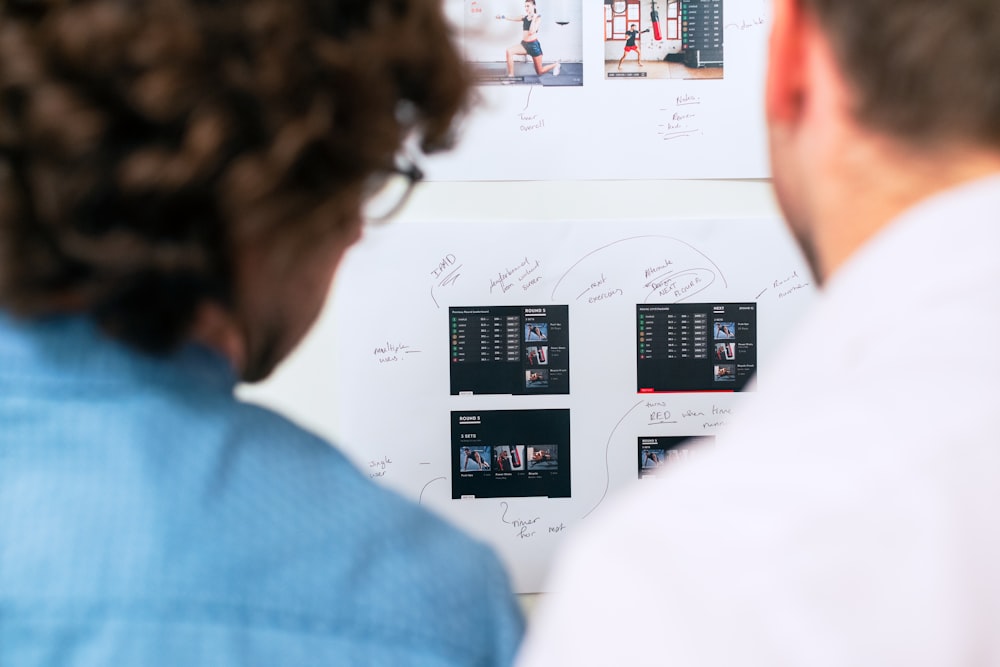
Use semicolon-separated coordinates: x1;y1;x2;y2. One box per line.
516;175;1000;667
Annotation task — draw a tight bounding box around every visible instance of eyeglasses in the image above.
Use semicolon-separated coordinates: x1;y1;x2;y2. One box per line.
361;156;424;225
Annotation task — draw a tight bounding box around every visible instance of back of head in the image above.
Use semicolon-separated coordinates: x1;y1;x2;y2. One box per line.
804;0;1000;149
0;0;471;353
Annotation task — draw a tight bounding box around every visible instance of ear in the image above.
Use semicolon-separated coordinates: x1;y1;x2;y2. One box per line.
765;0;808;125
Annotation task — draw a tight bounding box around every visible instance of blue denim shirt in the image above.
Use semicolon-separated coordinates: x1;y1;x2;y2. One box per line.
0;313;524;665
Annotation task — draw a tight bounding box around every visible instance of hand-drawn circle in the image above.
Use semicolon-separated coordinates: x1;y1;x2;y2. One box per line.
550;235;727;302
643;268;716;303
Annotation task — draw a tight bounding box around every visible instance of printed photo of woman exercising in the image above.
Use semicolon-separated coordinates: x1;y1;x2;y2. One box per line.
496;0;560;80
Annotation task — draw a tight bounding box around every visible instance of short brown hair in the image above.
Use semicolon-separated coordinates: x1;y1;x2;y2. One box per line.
803;0;1000;148
0;0;472;352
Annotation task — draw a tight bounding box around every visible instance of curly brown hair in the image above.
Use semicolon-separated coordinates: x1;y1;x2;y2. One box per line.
0;0;472;353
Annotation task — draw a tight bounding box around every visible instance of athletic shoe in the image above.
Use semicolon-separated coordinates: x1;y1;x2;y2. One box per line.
552;61;561;77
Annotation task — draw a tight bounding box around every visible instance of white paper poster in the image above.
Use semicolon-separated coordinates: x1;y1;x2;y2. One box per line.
328;217;814;592
426;0;772;180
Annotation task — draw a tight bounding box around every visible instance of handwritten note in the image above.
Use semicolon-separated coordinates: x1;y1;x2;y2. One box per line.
500;501;541;539
518;112;546;133
576;273;624;304
757;269;812;300
774;270;811;299
657;94;703;141
369;455;393;479
430;252;463;308
693;405;732;430
645;400;678;426
372;341;420;364
490;256;543;294
513;87;548;135
644;268;716;301
725;15;765;31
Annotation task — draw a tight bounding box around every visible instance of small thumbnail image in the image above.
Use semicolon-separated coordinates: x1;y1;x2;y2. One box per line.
526;345;549;366
603;0;723;81
526;445;558;470
714;322;735;339
714;342;735;361
638;435;715;479
525;368;549;388
494;444;526;472
463;0;584;87
525;322;549;341
714;364;735;382
641;448;667;471
460;445;493;471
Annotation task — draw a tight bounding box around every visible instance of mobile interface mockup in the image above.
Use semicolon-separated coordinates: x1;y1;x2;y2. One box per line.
452;409;571;499
637;302;757;392
450;305;570;395
638;435;715;479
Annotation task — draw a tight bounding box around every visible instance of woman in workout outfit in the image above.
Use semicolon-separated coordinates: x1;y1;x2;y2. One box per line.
496;0;560;79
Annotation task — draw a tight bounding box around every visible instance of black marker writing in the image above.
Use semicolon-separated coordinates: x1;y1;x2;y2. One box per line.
500;501;541;540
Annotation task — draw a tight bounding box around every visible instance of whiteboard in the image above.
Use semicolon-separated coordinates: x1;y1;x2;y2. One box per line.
314;215;814;592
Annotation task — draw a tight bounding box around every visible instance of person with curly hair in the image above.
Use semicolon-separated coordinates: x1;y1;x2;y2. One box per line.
0;0;523;663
